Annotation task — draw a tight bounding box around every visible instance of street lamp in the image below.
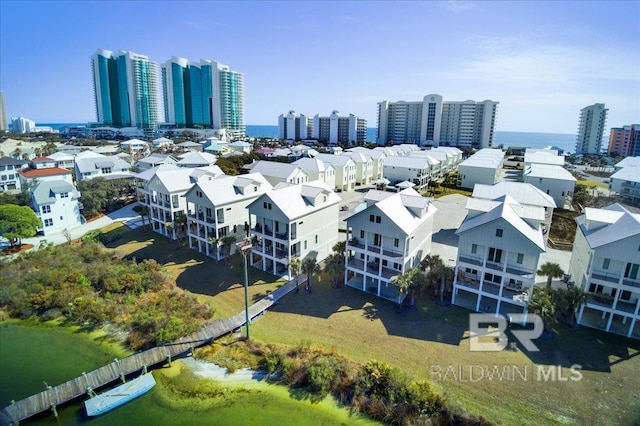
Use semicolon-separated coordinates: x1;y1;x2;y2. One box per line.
236;238;253;340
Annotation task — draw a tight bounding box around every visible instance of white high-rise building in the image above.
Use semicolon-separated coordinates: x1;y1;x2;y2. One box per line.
575;103;608;154
0;91;8;132
92;49;160;129
162;57;245;137
10;116;36;133
278;111;313;141
377;94;498;148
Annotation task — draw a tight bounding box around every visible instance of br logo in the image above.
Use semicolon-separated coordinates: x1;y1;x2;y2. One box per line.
469;313;544;352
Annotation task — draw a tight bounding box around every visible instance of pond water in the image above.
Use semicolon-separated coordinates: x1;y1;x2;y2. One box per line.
0;322;377;425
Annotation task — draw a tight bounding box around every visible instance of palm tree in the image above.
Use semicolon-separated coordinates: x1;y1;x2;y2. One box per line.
419;254;441;273
429;263;455;304
207;236;219;258
174;215;188;243
301;257;320;293
537;262;565;293
553;287;587;325
528;286;556;332
332;240;346;257
324;253;345;288
220;235;237;264
392;268;427;307
288;257;302;292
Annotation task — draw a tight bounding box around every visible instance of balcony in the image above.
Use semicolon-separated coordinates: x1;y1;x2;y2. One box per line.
458;254;483;267
381;247;404;259
616;299;638;314
485;260;504;272
505;264;535;278
481;282;501;295
586;293;614;309
455;277;479;291
591;270;620;284
622;276;640;289
275;232;288;240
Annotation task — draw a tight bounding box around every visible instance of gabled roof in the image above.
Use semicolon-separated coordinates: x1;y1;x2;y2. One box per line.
314;153;356;167
407;151;441;165
121;139;147;145
347;188;436;235
31;180;79;205
456;195;546;251
524;150;564;166
293;158;331;173
149;166;195;193
610;165;640;183
136;153;177;165
189;165;225;181
250;161;308;179
177;141;201;147
32;156;54;163
176;151;217;166
525;163;576;181
384;156;432;169
576;203;640;248
75;154;130;174
186;172;271;206
153;137;174;143
250;181;340;220
229;141;252;147
343;151;371;164
473;182;556;208
614;156;640;169
135;164;179;180
47;152;74;161
348;147;386;160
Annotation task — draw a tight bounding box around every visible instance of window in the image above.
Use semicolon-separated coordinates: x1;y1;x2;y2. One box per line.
101;167;112;174
394;238;399;248
471;244;477;254
602;258;610;270
263;202;272;210
517;253;524;264
376;215;381;224
60;192;69;198
374;233;381;246
393;262;401;270
360;230;365;239
624;263;639;280
304;240;307;250
44;218;53;227
315;235;318;244
495;228;503;238
621;290;632;301
488;247;502;263
196;190;203;197
589;283;604;293
369;214;381;223
42;205;51;214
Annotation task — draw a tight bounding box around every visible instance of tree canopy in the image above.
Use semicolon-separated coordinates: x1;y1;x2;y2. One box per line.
0;204;42;246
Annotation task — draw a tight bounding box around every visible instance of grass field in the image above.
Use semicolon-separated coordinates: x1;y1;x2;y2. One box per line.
103;224;640;425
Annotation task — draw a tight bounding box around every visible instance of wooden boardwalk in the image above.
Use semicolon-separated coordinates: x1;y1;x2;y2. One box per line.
0;279;298;425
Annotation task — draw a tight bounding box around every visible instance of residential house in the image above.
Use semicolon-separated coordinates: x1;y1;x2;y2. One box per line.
47;152;75;170
456;149;505;189
152;137;174;150
176;151;218;168
570;204;640;338
292;158;336;189
31;180;83;235
134;153;178;173
452;195;546;316
345;188;437;300
248;161;310;186
383;156;433;189
472;182;556;237
18;157;73;187
314;153;357;192
0;157;28;191
228;141;253;154
248;181;341;277
523;163;576;208
348;147;386;181
342;151;373;186
407;151;443;178
609;157;639;206
184;173;272;259
74;151;133;181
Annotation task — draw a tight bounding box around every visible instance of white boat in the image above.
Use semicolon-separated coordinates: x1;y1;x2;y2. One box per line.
84;372;156;416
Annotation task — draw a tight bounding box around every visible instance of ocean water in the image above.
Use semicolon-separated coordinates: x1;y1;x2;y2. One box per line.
38;123;576;153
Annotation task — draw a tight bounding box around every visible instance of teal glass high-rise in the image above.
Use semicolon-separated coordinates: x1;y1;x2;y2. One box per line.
162;57;245;137
92;49;160;129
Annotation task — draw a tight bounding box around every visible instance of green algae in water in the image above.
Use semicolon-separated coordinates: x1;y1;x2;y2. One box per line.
1;323;379;425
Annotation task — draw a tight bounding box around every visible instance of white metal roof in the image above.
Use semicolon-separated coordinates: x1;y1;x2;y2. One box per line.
383;155;432;169
524;150;564;166
176;151;217;166
250;161;307;179
610;165;640;183
473;182;556;208
186;172;272;206
525;164;576;181
252;181;341;220
577;203;640;248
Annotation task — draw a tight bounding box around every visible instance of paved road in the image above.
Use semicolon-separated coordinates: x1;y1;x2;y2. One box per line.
20;203;144;249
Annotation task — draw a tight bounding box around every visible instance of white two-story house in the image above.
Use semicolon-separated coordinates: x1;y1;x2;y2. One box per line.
74;151;133;181
569;204;640;338
248;181;341;277
452;195;546;316
184;173;272;260
383;156;434;190
0;157;28;191
248;161;310;187
344;188;437;300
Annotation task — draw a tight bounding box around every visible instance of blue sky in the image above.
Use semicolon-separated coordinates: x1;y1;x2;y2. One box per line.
1;1;638;133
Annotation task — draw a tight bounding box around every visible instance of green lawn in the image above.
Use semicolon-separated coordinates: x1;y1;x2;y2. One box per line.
104;224;640;425
577;179;609;189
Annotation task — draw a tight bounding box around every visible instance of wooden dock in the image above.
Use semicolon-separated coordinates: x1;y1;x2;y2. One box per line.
0;279;297;425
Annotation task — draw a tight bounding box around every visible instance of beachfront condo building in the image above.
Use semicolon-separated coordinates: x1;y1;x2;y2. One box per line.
309;111;367;145
575;103;608;154
278;111;313;141
376;94;498;148
91;49;160;129
162;57;245;137
607;124;640;157
569;203;640;339
0;91;7;132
